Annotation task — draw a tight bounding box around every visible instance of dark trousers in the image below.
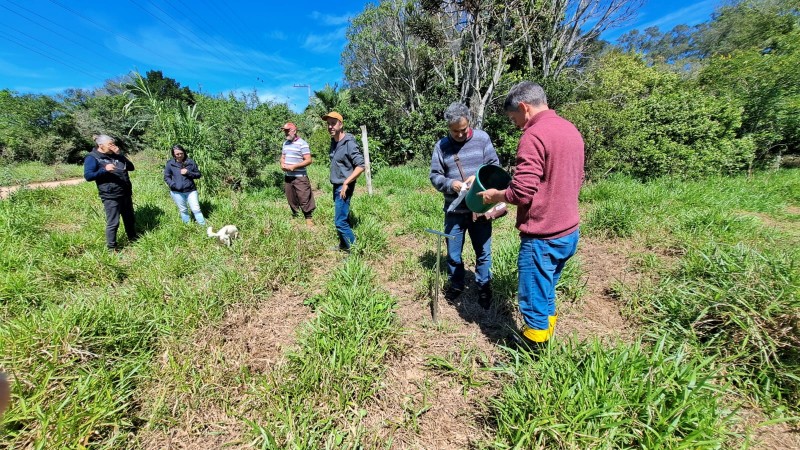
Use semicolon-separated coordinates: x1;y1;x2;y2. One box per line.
284;175;316;218
102;196;137;249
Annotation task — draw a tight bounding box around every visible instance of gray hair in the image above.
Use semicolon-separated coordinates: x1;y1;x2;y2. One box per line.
443;102;471;125
504;81;548;112
93;134;114;145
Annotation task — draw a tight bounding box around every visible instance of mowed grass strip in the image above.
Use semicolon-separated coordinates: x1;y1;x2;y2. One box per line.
0;160;84;186
246;257;399;448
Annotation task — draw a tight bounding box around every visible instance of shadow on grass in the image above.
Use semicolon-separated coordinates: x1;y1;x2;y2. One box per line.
134;203;165;235
199;200;215;218
419;249;518;344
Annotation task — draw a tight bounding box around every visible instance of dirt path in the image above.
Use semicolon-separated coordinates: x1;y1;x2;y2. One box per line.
0;178;84;199
137;288;316;449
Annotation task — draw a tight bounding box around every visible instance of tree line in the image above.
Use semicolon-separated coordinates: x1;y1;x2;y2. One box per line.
340;0;799;178
1;0;797;188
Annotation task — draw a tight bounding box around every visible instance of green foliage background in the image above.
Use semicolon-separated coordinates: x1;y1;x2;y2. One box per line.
1;0;798;184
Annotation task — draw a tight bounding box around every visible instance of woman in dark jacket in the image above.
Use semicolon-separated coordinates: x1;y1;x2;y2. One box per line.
164;144;206;225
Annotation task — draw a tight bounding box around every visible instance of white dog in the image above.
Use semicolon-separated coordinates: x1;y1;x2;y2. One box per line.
207;225;239;247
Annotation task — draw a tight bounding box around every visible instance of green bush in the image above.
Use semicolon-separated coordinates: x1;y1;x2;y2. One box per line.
0;90;84;164
699;19;800;162
562;52;755;180
619;87;755;179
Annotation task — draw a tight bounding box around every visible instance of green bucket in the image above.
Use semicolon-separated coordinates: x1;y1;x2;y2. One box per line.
465;165;512;213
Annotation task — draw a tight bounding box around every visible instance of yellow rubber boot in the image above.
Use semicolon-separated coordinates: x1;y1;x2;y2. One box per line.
522;325;551;343
548;315;558;337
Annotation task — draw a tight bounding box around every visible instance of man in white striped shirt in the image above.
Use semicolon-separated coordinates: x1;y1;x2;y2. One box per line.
280;122;316;225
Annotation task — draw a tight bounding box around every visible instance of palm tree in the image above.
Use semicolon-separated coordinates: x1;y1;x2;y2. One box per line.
311;83;350;117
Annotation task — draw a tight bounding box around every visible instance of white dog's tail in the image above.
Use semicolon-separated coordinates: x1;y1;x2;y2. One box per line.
207;226;217;238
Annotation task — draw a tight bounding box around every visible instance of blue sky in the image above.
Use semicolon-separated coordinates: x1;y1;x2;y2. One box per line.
0;0;720;111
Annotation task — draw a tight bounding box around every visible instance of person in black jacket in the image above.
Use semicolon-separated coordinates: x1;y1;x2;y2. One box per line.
84;134;138;251
163;144;206;225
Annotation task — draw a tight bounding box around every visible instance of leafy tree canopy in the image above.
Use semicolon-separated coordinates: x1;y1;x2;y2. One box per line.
127;70;196;106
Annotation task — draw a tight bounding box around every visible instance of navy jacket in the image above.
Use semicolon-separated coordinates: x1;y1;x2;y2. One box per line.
163;158;201;193
83;149;135;200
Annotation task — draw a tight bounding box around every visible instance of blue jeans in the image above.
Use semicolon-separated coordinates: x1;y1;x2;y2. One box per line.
444;213;492;290
518;229;579;331
169;190;205;225
333;184;355;250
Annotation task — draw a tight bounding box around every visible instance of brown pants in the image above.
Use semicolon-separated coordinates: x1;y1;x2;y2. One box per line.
284;175;316;218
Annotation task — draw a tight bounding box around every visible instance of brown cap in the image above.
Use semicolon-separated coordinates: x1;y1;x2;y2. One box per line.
281;122;297;131
321;111;343;123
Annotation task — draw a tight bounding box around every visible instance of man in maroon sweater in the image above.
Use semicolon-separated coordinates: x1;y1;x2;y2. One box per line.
479;81;584;347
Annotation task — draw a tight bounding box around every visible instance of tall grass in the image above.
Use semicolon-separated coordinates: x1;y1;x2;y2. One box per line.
0;150;332;447
582;170;800;411
642;242;800;408
490;337;735;448
1;152;798;447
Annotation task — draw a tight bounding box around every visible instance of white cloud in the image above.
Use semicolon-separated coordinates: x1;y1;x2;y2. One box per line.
309;11;353;26
605;0;718;42
107;26;296;81
301;27;348;54
636;0;717;31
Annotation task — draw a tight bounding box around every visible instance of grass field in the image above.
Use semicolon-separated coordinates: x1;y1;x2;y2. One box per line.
0;161;84;187
1;151;798;448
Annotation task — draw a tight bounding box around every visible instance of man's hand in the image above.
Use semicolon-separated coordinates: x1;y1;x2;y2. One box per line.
339;183;349;199
452;175;476;193
104;163;116;172
478;188;505;204
180;168;188;175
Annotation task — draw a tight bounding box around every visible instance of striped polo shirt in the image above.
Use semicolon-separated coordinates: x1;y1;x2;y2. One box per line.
282;137;311;176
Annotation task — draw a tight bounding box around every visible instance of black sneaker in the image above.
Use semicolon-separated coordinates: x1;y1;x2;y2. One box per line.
444;286;463;302
478;285;492;309
508;331;547;354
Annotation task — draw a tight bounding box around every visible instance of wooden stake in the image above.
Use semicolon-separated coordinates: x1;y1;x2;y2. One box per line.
360;125;373;195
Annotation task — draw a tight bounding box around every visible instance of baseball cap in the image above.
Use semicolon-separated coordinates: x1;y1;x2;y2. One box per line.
321;111;343;123
281;122;297;131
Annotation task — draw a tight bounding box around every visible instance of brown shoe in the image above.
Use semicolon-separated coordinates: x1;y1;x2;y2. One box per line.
305;218;314;226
